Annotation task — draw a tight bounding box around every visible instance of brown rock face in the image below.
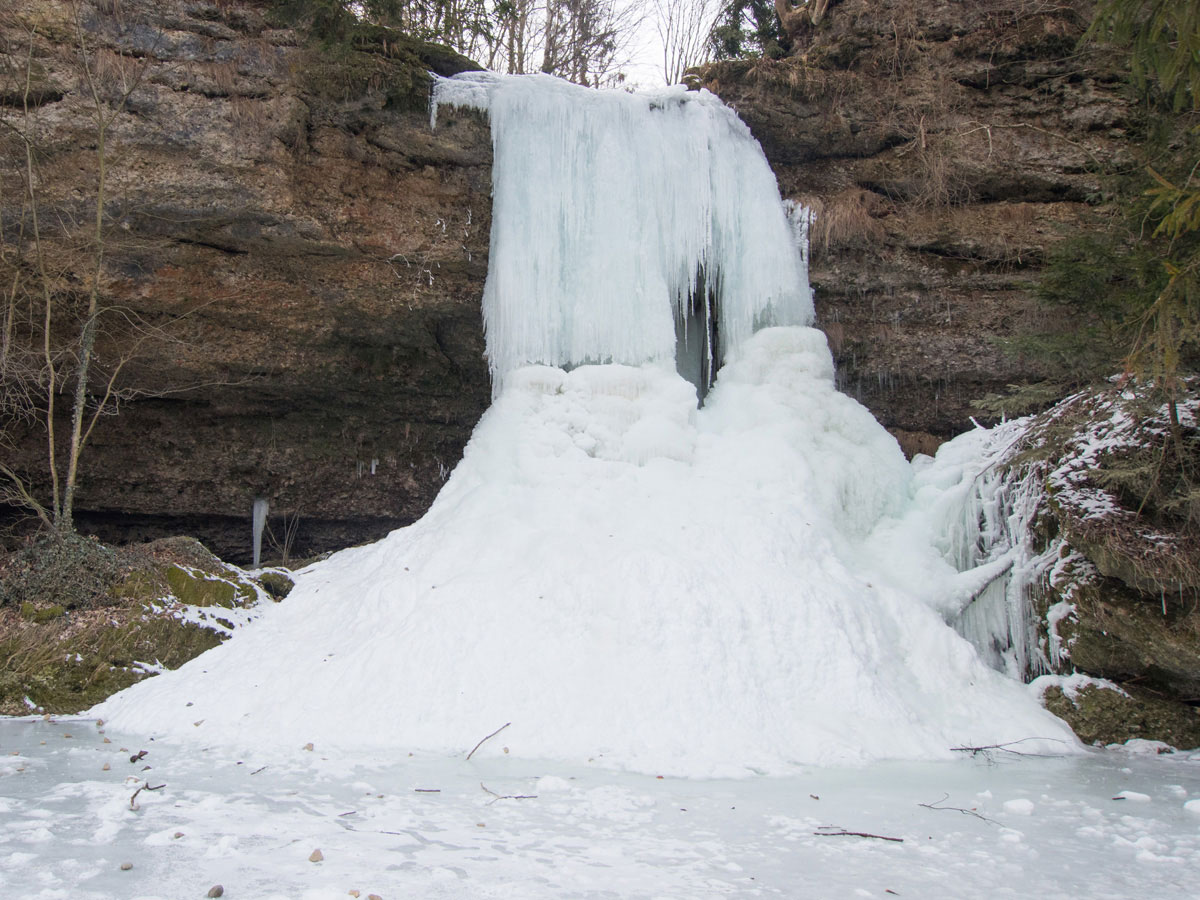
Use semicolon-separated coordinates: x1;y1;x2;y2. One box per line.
1041;683;1200;750
2;0;1145;563
699;0;1130;454
1;1;493;560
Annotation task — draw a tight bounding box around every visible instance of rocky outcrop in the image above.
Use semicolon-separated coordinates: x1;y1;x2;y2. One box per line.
698;0;1131;454
0;535;289;714
1011;384;1200;747
0;0;1162;569
1040;680;1200;750
1;1;492;561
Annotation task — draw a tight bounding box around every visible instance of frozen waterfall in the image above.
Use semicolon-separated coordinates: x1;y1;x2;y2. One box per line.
94;74;1075;775
432;73;812;392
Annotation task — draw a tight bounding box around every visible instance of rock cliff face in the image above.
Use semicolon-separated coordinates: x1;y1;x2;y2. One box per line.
1;0;492;560
698;0;1128;454
0;0;1148;554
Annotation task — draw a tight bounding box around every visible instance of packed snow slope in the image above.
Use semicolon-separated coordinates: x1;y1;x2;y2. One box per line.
95;74;1075;775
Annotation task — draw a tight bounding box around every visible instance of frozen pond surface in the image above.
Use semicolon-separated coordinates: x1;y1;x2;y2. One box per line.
2;717;1199;899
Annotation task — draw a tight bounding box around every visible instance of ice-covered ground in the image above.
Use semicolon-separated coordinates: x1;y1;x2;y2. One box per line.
3;717;1199;900
93;329;1075;773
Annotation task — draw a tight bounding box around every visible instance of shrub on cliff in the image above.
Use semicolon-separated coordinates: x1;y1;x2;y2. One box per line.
0;532;121;612
1083;1;1200;458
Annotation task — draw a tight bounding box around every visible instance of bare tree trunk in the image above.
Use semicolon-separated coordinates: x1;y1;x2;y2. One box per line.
18;29;62;527
656;0;721;86
61;115;104;529
59;8;111;530
59;2;147;530
775;0;832;41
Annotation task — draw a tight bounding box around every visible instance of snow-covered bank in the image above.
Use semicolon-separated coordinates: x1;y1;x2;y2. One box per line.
3;717;1199;900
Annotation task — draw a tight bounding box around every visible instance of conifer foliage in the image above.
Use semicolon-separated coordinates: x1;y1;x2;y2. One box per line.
1086;1;1200;452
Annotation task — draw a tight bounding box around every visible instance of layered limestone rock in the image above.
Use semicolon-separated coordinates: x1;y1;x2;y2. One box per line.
1003;385;1200;747
698;0;1131;455
0;0;492;560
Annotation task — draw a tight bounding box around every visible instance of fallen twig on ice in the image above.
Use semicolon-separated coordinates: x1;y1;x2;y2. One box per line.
813;830;903;842
466;722;511;760
130;781;165;810
950;737;1068;760
919;793;996;824
480;782;537;805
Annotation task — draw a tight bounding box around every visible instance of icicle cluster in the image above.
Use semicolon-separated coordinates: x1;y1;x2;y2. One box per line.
433;73;813;390
927;422;1049;679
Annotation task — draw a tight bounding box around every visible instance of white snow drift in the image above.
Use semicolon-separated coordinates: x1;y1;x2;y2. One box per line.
95;74;1075;775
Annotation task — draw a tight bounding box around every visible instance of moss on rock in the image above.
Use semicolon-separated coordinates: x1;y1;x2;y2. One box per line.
0;535;287;715
1041;683;1200;750
296;26;481;112
166;564;239;608
258;570;294;600
19;602;65;624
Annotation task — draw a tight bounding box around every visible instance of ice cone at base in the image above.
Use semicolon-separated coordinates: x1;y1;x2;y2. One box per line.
94;74;1076;774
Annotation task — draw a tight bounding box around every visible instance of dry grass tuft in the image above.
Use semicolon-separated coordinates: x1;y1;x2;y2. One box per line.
803;189;888;256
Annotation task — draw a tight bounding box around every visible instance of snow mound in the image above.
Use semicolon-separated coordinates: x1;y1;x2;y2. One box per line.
95;328;1075;775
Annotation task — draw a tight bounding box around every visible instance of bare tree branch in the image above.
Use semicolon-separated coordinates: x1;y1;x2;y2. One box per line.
466;721;511;760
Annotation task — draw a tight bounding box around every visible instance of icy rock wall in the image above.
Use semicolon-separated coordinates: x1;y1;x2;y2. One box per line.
914;422;1049;679
433;73;813;390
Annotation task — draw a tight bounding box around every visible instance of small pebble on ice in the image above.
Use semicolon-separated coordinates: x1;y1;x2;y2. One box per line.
1003;799;1035;815
207;886;224;898
120;862;133;871
174;832;184;839
309;849;324;862
303;743;314;751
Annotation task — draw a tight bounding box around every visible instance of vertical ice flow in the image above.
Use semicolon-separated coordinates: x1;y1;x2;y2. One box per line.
433;73;812;390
